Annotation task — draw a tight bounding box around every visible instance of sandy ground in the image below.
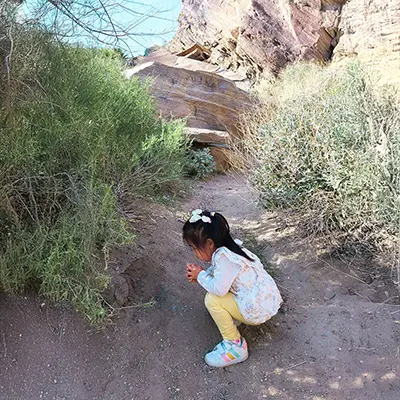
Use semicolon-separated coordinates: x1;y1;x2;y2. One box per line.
0;174;399;400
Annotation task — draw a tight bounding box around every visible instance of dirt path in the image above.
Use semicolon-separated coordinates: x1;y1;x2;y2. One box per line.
1;175;399;400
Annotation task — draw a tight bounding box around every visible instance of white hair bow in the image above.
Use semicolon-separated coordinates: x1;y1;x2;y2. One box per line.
189;209;211;223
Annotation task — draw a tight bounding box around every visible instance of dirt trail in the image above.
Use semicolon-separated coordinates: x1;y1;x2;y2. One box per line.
1;175;399;400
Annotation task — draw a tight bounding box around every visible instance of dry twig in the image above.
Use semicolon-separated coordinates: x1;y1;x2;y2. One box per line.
264;360;307;377
318;256;369;286
2;331;7;358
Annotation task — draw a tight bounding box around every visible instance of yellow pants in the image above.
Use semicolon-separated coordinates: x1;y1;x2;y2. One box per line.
205;292;251;341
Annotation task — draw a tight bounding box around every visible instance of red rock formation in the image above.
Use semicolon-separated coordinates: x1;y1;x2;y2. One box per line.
170;0;400;83
124;61;253;136
169;0;345;78
124;60;254;170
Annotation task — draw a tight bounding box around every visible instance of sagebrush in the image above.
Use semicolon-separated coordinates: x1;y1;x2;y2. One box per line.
240;62;400;262
0;28;189;322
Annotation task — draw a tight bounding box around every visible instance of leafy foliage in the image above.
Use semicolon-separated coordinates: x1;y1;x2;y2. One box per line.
241;62;400;257
186;148;216;179
0;29;189;323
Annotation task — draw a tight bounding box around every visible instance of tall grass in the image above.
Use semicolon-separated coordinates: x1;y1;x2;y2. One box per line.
0;28;188;322
240;62;400;262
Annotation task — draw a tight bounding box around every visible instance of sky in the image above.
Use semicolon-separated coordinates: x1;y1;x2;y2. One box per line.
22;0;182;56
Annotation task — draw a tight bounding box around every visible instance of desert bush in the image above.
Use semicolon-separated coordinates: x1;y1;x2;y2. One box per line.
241;62;400;258
186;148;216;179
0;28;188;322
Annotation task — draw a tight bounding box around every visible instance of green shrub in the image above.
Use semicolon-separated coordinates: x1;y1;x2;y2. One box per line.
186;148;216;179
242;62;400;255
0;28;189;322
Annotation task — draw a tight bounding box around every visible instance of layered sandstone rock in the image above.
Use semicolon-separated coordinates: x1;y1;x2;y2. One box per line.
168;0;345;78
132;48;251;90
183;127;230;145
169;0;400;83
124;61;252;135
124;61;253;170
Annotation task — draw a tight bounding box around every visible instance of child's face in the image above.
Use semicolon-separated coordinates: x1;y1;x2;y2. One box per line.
190;239;216;262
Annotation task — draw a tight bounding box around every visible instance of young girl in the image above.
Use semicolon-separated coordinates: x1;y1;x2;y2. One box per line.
183;209;282;368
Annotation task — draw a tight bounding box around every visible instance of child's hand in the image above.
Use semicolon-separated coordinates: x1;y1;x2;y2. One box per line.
186;263;202;283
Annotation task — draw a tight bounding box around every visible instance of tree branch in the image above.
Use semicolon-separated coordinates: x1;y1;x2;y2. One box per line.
24;0;179;53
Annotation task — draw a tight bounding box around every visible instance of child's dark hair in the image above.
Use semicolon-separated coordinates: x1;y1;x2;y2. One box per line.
182;210;254;261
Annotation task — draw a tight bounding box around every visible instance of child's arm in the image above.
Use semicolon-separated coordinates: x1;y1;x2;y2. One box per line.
196;254;241;296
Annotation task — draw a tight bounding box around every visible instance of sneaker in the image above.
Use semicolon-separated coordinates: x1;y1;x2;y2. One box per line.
205;338;248;368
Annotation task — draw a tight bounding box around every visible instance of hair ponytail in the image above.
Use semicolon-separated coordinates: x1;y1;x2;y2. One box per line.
183;210;254;262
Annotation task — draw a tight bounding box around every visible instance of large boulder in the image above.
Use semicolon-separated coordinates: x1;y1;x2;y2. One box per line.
131;48;251;91
124;60;253;171
124;61;253;138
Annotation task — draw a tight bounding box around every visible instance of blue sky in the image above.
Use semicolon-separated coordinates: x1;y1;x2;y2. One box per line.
23;0;182;56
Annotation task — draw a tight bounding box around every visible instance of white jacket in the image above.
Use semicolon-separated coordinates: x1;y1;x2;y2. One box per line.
198;244;282;324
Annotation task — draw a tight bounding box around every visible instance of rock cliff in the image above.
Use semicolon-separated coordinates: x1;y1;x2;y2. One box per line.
168;0;345;79
169;0;400;83
334;0;400;85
